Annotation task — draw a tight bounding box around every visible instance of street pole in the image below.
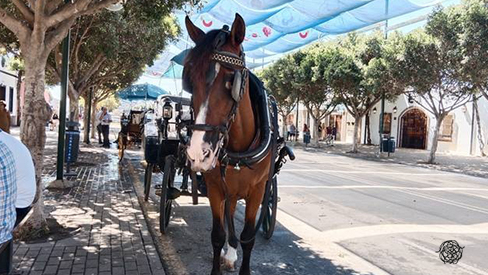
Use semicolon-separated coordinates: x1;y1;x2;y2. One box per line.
85;87;93;144
379;0;389;153
295;96;299;141
56;0;71;180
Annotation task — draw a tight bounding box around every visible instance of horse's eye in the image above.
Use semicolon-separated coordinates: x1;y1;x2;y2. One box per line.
224;74;234;90
225;81;232;90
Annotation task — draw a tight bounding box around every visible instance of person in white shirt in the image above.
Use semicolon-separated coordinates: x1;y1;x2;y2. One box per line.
99;107;112;148
0;129;36;226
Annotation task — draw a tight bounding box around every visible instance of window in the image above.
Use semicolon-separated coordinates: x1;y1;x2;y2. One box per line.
0;86;5;101
438;115;454;141
9;87;14;113
382;113;392;135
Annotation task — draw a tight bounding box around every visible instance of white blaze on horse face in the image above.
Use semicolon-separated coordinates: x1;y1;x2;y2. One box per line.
187;64;221;172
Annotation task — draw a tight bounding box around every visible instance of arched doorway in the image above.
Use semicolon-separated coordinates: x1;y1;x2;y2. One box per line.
400;108;427;149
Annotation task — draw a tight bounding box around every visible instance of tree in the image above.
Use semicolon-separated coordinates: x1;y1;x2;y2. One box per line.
296;45;337;144
461;0;488;101
327;33;402;153
0;0;191;232
260;56;299;136
458;0;488;156
45;10;179;146
399;7;474;164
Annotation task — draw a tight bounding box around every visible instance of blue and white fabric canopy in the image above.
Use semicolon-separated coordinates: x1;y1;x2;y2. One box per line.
176;0;447;59
143;0;455;79
117;83;168;101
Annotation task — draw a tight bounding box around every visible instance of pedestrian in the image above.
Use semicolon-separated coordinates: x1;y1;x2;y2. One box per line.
0;129;36;226
0;132;17;272
95;107;103;144
289;123;296;141
286;123;291;141
50;112;59;131
99;107;112;148
0;101;11;133
303;123;311;145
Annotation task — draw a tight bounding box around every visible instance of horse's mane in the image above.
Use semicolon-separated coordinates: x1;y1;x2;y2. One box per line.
184;29;221;85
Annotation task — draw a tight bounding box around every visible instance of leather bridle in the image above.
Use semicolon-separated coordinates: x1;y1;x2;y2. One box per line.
185;26;249;159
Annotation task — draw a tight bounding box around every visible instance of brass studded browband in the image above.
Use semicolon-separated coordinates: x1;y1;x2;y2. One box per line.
211;51;245;69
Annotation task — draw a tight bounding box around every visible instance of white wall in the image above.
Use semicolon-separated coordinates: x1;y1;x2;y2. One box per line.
0;56;19;125
364;94;488;156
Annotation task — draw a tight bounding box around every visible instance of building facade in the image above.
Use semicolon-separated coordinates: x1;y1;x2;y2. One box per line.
0;55;20;126
281;94;488;157
365;94;488;156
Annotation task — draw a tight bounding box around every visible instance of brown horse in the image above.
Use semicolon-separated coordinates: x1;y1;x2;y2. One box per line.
184;14;273;275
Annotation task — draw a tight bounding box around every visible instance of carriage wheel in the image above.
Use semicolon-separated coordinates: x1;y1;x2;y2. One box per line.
262;177;278;239
144;163;153;201
160;156;175;234
118;133;125;161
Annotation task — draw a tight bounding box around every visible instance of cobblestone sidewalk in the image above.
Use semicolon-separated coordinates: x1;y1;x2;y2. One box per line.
11;129;164;275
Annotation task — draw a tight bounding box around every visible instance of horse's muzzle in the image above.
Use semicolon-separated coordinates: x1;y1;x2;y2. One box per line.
186;141;219;173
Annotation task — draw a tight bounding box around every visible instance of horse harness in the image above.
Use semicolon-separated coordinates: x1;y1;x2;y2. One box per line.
184;25;279;244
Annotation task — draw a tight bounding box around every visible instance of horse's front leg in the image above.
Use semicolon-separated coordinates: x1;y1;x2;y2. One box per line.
239;181;266;275
208;188;226;275
222;198;239;271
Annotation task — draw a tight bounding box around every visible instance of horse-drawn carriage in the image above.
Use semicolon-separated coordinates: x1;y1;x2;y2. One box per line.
117;110;145;160
143;94;206;233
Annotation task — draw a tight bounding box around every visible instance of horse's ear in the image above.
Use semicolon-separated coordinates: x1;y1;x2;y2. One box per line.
185;16;205;44
230;13;246;47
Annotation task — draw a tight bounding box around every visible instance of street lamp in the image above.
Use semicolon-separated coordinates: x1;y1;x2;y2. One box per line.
163;100;173;120
393;106;397;113
373;107;377;114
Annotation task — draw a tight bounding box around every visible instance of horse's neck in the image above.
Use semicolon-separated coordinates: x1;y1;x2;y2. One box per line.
228;87;255;152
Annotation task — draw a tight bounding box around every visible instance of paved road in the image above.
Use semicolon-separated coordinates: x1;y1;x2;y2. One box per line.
126;147;488;275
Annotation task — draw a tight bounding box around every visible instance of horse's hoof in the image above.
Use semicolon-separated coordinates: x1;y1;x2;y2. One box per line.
222;260;236;272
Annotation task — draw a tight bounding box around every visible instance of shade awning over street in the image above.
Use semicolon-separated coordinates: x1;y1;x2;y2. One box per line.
142;0;455;80
176;0;447;59
117;83;169;101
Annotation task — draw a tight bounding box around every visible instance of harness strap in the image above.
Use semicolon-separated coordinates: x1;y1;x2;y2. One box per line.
219;98;279;245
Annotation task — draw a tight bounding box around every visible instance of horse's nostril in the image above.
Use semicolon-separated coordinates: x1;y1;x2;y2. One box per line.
203;149;211;158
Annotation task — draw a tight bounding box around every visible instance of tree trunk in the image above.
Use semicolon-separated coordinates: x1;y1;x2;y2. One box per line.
16;70;23;126
68;88;80;122
281;114;287;139
19;55;52;233
312;116;320;146
91;101;98;139
428;115;445;164
351;116;361;153
473;98;486;157
365;112;371;145
82;94;90;143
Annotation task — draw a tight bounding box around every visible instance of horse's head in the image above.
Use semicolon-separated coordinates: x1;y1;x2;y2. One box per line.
184;14;247;172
